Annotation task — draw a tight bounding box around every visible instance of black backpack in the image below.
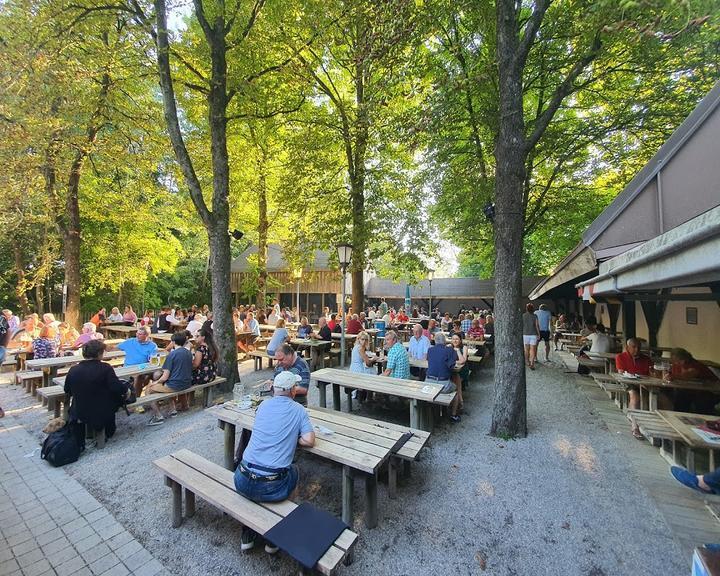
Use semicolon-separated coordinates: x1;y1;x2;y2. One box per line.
41;423;84;467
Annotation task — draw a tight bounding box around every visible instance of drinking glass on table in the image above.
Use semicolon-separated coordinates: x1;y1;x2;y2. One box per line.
149;353;160;368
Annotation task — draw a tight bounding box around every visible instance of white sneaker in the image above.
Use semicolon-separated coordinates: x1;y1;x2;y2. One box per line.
147;415;165;426
264;542;279;554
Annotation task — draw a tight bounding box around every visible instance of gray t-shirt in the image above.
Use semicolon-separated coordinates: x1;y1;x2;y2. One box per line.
522;312;538;336
163;347;193;391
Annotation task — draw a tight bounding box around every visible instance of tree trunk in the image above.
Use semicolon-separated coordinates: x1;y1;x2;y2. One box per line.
490;0;528;438
253;133;269;309
35;281;44;316
12;244;31;317
153;0;242;392
63;150;84;329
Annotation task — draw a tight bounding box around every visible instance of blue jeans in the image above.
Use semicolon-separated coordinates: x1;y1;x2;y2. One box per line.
0;346;5;364
234;463;298;502
704;468;720;493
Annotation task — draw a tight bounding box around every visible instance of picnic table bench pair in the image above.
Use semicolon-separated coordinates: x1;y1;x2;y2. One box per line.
311;368;455;432
39;366;225;447
627;409;720;473
208;403;430;529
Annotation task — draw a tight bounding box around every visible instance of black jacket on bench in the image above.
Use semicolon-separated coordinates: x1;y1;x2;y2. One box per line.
64;359;126;435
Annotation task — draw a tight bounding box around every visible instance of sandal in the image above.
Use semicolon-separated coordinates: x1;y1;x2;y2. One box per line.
632;429;645;440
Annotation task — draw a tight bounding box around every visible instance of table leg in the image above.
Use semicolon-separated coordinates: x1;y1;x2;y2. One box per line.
346;389;353;412
410;400;419;429
388;458;398;500
342;465;354;527
686;447;696;471
220;421;236;470
365;472;378;528
332;384;341;411
318;382;327;408
648;390;658;412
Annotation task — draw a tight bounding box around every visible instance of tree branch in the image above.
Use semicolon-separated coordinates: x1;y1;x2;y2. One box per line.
154;0;212;226
516;0;552;73
525;32;603;153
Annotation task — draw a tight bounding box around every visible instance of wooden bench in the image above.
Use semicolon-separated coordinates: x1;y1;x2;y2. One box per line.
578;356;608;374
626;409;696;468
591;373;627;408
39;378;226;447
15;370;44;395
248;350;274;371
154;449;357;574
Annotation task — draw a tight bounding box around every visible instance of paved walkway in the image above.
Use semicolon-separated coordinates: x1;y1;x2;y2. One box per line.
0;414;169;576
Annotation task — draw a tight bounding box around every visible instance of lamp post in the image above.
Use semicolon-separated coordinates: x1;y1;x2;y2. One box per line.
428;268;434;318
336;244;353;368
292;268;302;322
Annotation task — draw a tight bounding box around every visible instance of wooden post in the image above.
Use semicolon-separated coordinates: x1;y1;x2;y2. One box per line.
185;489;196;518
222;422;236;470
388;458;398;500
95;429;106;449
346;389;353;412
332;384;341;411
364;472;378;529
409;399;419;429
52;400;61;419
171;479;183;528
342;465;354;527
318;382;327;408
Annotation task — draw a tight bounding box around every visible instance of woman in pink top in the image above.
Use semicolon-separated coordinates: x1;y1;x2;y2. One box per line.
123;306;138;324
73;322;105;347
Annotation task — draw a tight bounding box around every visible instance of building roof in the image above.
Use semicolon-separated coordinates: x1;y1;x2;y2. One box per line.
577;205;720;295
366;276;546;299
231;244;332;273
529;79;720;300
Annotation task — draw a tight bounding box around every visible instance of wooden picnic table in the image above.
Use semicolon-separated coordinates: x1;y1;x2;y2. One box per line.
310;368;444;431
52;362;160;387
612;373;720;411
101;325;139;338
207;403;427;528
290;338;332;371
27;350;125;388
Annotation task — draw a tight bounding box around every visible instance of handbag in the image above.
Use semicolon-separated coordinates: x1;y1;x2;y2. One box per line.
119;378;136;415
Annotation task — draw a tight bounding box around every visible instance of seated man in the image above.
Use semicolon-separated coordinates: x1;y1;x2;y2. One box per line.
116;326;159;396
382;330;410;380
234;372;316;551
616;338;654;439
426;333;460;422
273;343;311;406
408;323;430;380
346;314;364;335
144;332;193;426
64;340;130;440
584;323;612;354
310;317;332;341
667;348;719;414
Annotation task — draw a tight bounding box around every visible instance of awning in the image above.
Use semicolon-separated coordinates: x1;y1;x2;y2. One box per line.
577;205;720;295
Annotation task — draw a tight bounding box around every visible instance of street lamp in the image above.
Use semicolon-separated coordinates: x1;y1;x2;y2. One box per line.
292;268;302;322
428;268;434;318
336;244;353;368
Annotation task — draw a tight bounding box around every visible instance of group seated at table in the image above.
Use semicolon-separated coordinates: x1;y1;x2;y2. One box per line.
617;338;719;438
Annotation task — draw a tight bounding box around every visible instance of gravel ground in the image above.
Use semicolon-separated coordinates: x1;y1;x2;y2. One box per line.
0;356;688;576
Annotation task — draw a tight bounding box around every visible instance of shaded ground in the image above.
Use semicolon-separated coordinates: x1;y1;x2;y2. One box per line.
0;355;690;575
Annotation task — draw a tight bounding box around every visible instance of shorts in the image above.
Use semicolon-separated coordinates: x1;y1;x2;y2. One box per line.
234;463;298;502
145;382;181;394
523;335;538;346
426;376;456;394
539;330;550;343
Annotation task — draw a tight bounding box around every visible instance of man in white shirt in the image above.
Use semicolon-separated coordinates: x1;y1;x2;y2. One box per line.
166;309;181;326
586;324;612;353
186;314;206;336
408;323;431;380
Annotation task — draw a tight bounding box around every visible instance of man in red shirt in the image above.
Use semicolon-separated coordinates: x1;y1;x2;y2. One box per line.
616;338;652;439
346;314;364;335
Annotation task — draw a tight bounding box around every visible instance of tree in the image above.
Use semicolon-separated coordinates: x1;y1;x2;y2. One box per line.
489;0;718;437
287;0;422;312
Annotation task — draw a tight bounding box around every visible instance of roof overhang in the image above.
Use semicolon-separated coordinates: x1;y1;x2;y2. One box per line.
577;206;720;296
528;246;596;300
